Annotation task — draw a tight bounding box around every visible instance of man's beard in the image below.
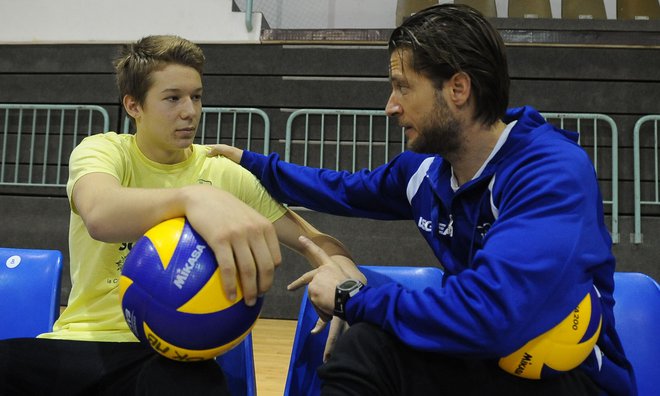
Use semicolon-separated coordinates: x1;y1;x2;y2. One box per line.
407;96;462;158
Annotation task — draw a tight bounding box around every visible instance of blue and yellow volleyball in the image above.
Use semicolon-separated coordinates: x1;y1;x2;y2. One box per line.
119;217;262;361
498;287;602;379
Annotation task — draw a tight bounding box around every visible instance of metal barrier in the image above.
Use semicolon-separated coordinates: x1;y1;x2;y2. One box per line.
285;109;403;172
285;109;620;243
122;107;270;154
633;115;660;244
0;104;110;187
245;0;254;32
542;112;619;243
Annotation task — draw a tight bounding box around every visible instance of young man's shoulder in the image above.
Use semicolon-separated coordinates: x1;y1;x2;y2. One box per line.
76;131;131;149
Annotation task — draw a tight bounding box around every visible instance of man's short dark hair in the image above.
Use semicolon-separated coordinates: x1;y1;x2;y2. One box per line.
389;4;510;125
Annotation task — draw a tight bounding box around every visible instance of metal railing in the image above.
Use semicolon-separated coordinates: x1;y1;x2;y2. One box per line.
633;115;660;244
1;105;271;188
0;104;110;187
285;109;403;172
285;109;620;243
542;112;619;243
245;0;254;32
123;107;271;154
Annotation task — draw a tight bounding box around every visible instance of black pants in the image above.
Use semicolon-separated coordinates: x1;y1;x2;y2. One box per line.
0;338;229;396
318;323;603;396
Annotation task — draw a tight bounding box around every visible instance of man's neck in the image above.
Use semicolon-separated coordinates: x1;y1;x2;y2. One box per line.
449;119;507;186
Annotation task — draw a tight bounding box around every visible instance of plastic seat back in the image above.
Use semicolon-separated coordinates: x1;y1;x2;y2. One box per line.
215;332;257;396
562;0;607;19
456;0;498;18
612;272;660;396
508;0;552;18
0;247;63;339
617;0;660;20
284;265;444;396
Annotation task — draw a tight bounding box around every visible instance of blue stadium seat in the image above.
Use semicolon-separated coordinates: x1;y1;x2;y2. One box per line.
612;272;660;396
0;247;63;339
215;333;257;396
0;247;254;394
283;265;444;396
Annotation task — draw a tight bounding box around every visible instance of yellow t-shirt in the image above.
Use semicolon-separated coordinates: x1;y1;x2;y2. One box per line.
39;132;286;342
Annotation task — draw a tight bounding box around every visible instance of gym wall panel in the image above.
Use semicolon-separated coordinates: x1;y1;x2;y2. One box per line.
0;44;116;73
202;44;389;77
506;46;660;80
509;80;660;115
203;76;390;109
0;75;118;104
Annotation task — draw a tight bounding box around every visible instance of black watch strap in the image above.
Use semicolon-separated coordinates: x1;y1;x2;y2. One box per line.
333;279;364;319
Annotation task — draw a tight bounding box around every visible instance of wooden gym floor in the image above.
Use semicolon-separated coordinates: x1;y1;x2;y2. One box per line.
252;318;297;396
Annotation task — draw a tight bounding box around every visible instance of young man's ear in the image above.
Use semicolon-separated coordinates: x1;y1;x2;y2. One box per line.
122;95;141;120
447;72;471;107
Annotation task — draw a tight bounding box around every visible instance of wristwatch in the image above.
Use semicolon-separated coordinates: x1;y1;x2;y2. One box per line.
334;279;364;319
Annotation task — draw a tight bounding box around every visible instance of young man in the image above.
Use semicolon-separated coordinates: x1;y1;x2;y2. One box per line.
0;35;359;395
210;5;635;396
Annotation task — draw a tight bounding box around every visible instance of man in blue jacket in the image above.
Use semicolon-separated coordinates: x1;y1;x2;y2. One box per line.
210;4;634;395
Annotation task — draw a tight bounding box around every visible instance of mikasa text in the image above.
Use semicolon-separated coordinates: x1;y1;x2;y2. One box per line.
174;244;206;289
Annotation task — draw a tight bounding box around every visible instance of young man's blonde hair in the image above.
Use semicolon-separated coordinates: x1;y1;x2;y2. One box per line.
114;35;205;106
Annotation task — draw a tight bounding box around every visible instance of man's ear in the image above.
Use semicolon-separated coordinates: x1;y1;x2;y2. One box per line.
448;72;471;107
122;95;141;120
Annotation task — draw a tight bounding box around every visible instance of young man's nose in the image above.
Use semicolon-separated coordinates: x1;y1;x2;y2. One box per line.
180;98;196;118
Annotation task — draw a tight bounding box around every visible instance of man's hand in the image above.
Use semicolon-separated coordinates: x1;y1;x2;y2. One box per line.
206;144;244;164
289;236;363;362
288;236;365;324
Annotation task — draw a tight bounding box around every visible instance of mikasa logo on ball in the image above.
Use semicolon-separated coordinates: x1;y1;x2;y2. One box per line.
124;308;138;335
173;244;206;289
515;352;533;375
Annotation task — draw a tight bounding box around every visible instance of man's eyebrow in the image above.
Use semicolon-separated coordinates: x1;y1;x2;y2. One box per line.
389;57;404;80
389;74;407;84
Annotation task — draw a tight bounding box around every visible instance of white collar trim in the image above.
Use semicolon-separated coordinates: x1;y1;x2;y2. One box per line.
450;120;517;192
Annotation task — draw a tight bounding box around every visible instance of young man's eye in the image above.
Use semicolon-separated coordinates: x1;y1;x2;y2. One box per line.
192;95;202;102
167;96;179;102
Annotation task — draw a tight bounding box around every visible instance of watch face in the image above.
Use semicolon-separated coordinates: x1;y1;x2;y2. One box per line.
335;279;363;319
340;279;359;290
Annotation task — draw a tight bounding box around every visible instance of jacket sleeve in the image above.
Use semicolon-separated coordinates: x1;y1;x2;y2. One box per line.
240;150;417;220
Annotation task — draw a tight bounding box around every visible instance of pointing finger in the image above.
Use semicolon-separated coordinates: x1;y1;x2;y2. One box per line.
287;268;319;291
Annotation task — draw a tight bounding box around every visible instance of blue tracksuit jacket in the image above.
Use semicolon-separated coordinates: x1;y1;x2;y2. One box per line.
240;106;635;395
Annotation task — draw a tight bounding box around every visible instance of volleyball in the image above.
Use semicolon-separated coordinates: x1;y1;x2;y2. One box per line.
498;287;602;379
119;217;262;361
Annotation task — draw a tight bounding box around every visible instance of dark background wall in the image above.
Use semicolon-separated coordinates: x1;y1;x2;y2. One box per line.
1;19;659;319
